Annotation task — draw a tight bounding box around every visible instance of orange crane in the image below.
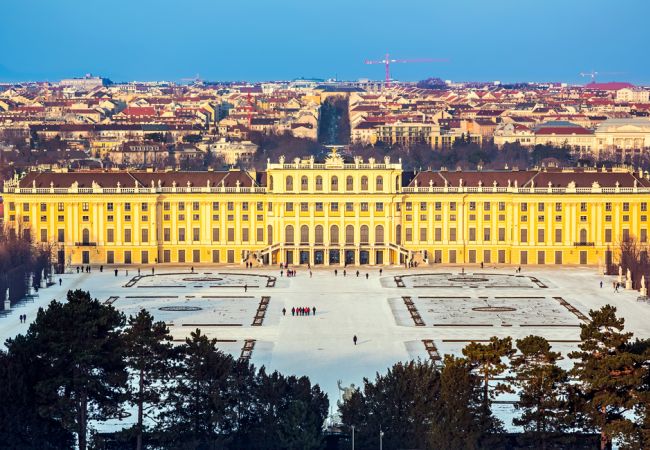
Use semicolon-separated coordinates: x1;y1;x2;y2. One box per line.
365;53;448;87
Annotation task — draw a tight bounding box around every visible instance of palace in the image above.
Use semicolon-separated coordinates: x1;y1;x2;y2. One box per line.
3;150;650;268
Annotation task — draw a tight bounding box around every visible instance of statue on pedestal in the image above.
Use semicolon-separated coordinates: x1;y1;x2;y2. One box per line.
626;268;633;290
337;380;357;407
618;265;623;283
4;288;10;311
641;275;647;297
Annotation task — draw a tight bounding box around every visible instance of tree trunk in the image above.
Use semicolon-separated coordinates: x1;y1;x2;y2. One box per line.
79;390;88;450
484;371;489;409
137;367;144;450
600;405;608;450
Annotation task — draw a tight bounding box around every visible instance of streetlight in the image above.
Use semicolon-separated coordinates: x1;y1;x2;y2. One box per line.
351;425;355;450
379;428;384;450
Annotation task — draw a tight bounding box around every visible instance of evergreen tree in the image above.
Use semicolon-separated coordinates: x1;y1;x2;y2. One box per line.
462;336;514;414
509;335;570;448
122;309;176;450
25;290;127;450
617;338;650;450
338;360;440;449
0;344;73;449
160;328;238;449
235;368;328;450
430;355;501;450
569;305;645;450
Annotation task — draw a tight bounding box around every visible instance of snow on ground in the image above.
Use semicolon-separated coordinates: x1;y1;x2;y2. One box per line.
2;264;650;432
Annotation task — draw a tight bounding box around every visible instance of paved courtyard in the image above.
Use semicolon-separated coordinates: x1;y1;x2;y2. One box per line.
2;264;650;430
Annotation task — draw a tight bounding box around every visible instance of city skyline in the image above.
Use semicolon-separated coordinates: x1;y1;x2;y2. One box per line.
2;0;650;84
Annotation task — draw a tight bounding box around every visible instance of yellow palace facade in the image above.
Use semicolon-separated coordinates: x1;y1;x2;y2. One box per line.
3;150;650;268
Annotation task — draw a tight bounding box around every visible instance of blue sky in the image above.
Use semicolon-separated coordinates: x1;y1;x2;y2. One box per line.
1;0;649;84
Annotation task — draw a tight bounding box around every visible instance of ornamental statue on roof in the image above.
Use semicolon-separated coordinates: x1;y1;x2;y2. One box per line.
324;148;344;168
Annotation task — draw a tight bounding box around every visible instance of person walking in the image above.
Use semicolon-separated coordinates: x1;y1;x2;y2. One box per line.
365;273;368;279
600;280;603;288
244;284;248;292
356;270;359;277
152;267;155;275
309;270;312;278
343;270;347;277
353;335;358;346
115;269;118;277
312;306;316;315
59;278;62;286
379;268;383;276
291;307;295;316
282;307;286;316
334;269;338;276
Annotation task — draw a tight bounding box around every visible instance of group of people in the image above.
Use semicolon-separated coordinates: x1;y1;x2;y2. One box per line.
333;269;374;279
18;314;27;324
284;306;316;316
281;269;298;277
76;266;92;273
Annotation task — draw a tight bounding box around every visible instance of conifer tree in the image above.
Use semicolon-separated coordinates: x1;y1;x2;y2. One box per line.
0;344;73;449
509;335;570;448
25;290;127;450
462;336;515;414
160;328;238;448
122;309;176;450
339;360;440;449
430;355;501;450
569;305;645;450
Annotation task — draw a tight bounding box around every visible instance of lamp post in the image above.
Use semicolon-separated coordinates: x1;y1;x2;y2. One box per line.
351;425;355;450
379;428;384;450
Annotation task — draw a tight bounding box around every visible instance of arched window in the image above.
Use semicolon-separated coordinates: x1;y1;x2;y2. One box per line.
300;225;309;244
267;225;273;245
301;176;308;191
376;176;383;191
82;228;90;244
346;176;354;191
315;225;324;244
346;225;355;244
361;176;368;191
285;176;293;191
330;225;339;245
360;225;369;244
375;225;384;244
285;225;294;244
331;176;338;191
315;176;323;191
580;229;588;243
396;224;402;245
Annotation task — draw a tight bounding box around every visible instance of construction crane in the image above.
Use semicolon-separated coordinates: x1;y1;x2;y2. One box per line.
579;71;625;84
579;71;598;83
180;73;202;84
365;53;448;88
